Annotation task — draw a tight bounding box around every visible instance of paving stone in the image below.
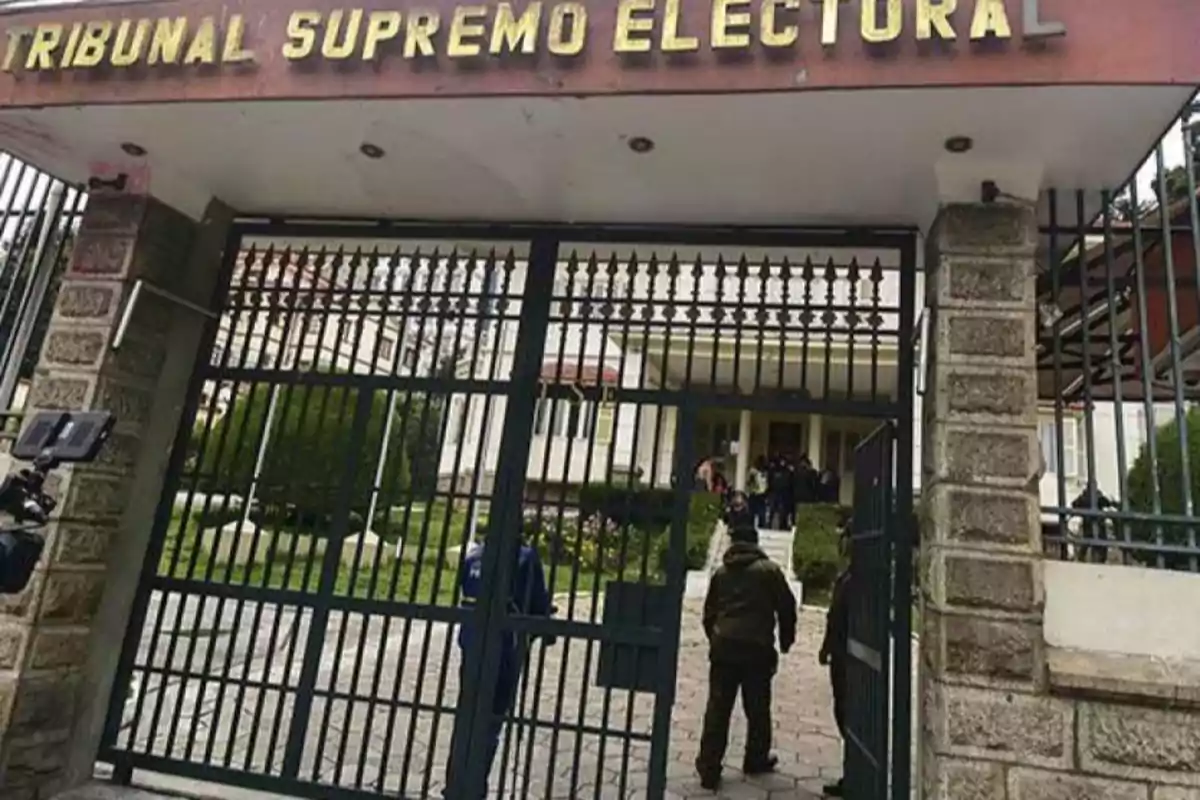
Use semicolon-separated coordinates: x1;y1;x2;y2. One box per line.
106;594;847;799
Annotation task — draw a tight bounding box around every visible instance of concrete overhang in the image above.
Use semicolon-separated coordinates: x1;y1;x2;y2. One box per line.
0;0;1193;227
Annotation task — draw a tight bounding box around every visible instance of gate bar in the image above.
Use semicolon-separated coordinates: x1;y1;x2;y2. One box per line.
891;237;918;800
449;234;557;799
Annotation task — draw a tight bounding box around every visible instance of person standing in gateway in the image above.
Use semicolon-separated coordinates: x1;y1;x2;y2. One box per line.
695;520;798;790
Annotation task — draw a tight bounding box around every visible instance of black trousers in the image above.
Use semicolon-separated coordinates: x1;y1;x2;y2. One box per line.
830;658;849;738
696;651;777;776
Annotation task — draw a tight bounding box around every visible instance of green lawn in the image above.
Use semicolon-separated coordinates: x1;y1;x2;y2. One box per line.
160;502;642;607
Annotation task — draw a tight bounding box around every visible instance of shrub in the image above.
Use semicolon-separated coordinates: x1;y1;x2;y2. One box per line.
529;491;720;576
198;385;410;527
1126;407;1200;567
792;504;850;597
684;492;723;571
578;484;675;533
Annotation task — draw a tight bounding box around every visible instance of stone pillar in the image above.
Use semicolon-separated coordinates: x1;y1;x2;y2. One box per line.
919;204;1048;799
0;193;231;797
735;409;752;490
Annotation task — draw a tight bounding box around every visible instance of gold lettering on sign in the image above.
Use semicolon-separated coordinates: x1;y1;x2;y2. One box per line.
27;24;62;70
223;14;255;62
148;17;188;64
490;2;541;54
614;0;653;54
111;19;150;66
448;5;488;57
282;11;320;59
322;9;363;59
0;0;1065;77
2;27;29;71
661;0;698;52
916;0;957;40
363;11;401;59
712;0;751;49
183;16;216;64
404;11;439;58
547;2;586;55
761;0;799;48
970;0;1012;39
60;23;82;67
861;0;902;44
73;21;113;68
815;0;848;46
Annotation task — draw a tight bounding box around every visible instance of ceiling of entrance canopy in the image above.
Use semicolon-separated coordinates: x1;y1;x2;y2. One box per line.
0;86;1190;229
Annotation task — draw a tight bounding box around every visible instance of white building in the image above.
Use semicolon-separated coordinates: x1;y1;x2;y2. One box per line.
438;244;915;505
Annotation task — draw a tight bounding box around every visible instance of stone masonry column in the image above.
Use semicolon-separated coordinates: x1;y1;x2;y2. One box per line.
919;204;1054;799
0;192;231;798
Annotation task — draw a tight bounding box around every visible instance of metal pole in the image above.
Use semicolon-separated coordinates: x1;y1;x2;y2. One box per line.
366;391;399;531
242;383;280;528
0;184;66;410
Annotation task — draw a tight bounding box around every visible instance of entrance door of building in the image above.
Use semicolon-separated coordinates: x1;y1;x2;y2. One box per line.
768;421;805;459
98;221;915;799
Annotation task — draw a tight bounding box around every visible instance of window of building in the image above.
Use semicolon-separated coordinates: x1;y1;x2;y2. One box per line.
1129;407;1147;456
1039;417;1081;477
595;404;615;443
380;337;394;360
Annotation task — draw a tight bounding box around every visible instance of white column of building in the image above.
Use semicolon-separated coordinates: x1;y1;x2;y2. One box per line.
736;409;753;490
807;413;823;464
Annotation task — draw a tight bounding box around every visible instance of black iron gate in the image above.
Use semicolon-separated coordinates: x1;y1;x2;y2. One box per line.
845;422;912;800
100;221;916;799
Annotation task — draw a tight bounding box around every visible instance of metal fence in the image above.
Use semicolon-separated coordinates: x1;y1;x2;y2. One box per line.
1039;100;1200;570
0;153;87;419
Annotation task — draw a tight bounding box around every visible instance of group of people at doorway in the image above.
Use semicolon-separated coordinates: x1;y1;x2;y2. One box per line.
695;453;843;529
746;454;842;529
450;492;854;798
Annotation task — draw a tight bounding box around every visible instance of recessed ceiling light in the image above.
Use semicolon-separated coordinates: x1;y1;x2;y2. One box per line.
628;136;655;154
120;142;147;157
944;136;974;154
360;142;385;159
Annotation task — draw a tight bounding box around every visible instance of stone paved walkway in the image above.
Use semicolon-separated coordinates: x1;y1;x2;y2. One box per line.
108;583;839;799
665;599;842;799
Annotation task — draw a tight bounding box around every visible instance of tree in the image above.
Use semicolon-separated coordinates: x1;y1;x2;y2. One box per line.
1125;407;1200;568
1150;164;1198;206
404;348;461;494
1109;164;1199;222
199;383;411;528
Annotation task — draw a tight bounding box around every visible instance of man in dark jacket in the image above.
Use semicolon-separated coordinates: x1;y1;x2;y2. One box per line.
696;524;798;789
819;514;853;797
723;490;757;539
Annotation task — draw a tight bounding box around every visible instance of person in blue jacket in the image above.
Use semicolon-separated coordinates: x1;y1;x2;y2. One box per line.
452;523;553;796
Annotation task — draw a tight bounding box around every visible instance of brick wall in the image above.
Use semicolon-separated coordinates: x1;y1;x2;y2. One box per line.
920;203;1200;800
0;193;230;798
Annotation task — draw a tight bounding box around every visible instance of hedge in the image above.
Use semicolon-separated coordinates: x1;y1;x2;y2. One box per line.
1127;407;1200;567
792;503;850;597
197;385;410;525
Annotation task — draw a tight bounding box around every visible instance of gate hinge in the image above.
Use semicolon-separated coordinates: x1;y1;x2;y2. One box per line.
111;279;219;351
